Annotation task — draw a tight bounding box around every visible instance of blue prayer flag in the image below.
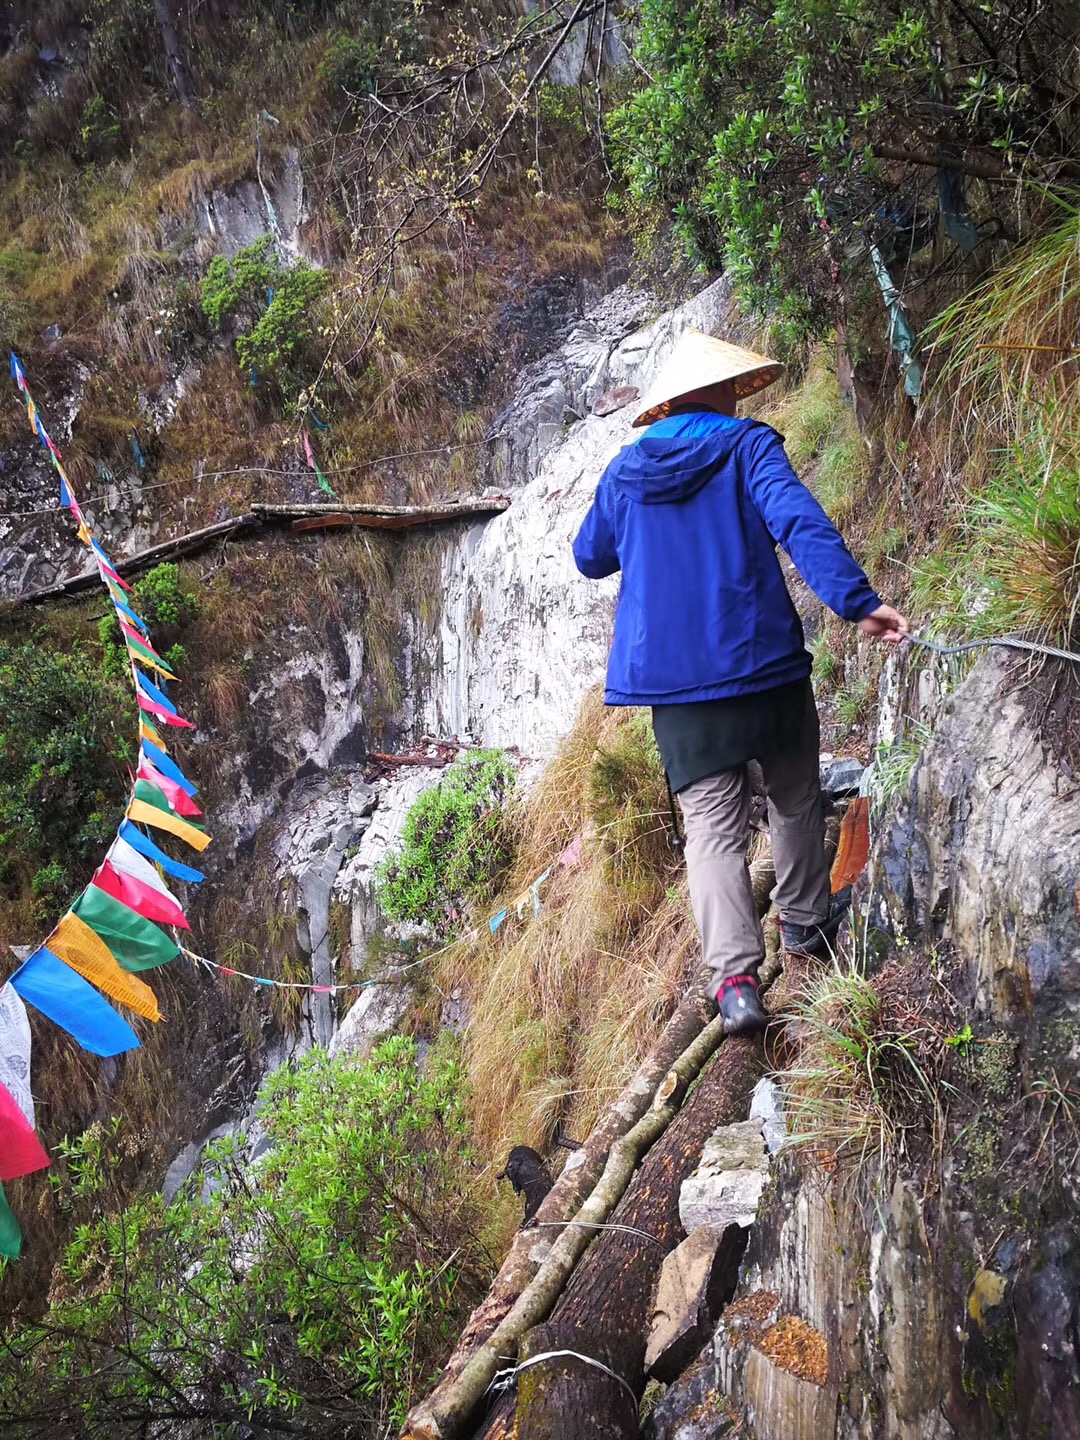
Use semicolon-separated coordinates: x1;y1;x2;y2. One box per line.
134;668;177;715
118;821;205;884
140;740;198;797
11;948;141;1057
111;595;148;630
489;909;508;934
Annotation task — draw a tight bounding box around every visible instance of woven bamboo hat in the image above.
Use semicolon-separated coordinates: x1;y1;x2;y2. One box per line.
632;329;784;427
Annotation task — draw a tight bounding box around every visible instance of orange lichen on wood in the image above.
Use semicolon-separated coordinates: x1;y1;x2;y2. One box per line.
721;1288;780;1345
755;1315;830;1387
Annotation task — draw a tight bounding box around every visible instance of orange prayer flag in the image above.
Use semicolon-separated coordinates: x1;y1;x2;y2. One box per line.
831;797;870;894
48;913;162;1021
126;798;211;852
139;717;166;747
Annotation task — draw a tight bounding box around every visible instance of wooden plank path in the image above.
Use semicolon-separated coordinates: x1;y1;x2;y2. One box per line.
12;497;511;605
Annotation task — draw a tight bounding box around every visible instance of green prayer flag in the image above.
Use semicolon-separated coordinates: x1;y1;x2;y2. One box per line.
315;462;338;499
133;778;173;814
0;1184;22;1261
72;886;180;972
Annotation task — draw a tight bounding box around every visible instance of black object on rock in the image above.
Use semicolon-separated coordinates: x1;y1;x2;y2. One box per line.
497;1145;554;1227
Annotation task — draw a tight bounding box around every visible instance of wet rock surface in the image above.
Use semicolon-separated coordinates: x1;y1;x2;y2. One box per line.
678;1121;770;1235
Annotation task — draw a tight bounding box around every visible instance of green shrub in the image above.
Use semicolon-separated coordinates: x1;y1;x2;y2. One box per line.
200;237;329;398
98;562;201;676
0;640;132;916
320;31;380;97
376;749;516;934
1;1038;488;1435
608;0;1075;326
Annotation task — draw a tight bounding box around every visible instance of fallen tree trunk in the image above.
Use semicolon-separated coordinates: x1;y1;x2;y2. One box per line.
503;1036;768;1439
400;856;775;1440
15;497;511;605
406;1012;735;1439
18;514;261;603
253;498;510;531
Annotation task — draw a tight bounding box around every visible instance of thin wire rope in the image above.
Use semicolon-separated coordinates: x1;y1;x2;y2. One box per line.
180;932;471;990
489;1349;637;1407
3;436;505;520
903;631;1080;665
532;1220;664;1248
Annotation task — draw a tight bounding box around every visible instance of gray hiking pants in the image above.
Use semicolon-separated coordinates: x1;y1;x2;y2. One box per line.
678;686;829;1000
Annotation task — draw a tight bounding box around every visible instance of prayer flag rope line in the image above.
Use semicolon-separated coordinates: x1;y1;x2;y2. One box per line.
179;833;585;994
1;356;213;1258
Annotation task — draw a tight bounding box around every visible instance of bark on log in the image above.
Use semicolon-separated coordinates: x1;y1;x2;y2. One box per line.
400;857;775;1440
405;1010;736;1440
19;515;261;603
497;1038;769;1440
15;498;512;606
251;499;510;524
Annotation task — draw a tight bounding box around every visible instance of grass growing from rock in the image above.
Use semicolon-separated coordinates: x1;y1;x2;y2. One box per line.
376;749;517;938
437;692;708;1228
779;950;954;1187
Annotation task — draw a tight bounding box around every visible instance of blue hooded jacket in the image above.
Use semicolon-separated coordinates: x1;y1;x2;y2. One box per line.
573;410;881;705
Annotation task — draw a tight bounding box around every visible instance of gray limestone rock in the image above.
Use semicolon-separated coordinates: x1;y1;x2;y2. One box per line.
646;1225;746;1383
679;1121;770;1235
749;1078;786;1156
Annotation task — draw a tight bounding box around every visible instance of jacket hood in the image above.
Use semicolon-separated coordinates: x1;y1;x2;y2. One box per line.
612;415;756;504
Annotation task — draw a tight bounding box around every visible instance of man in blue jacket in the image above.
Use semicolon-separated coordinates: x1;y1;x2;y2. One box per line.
573;331;908;1034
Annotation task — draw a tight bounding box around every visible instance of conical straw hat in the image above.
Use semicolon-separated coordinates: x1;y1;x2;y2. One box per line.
633;329;784;427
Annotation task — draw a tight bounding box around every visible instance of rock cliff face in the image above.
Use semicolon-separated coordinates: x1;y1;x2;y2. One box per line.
648;652;1080;1440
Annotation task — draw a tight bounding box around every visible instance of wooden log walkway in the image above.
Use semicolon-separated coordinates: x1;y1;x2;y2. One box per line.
13;497;511;606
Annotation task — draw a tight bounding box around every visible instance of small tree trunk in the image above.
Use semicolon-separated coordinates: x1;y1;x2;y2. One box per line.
152;0;197;109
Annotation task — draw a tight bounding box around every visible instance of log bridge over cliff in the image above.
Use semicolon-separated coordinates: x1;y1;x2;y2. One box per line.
12;497;511;606
399;857;781;1440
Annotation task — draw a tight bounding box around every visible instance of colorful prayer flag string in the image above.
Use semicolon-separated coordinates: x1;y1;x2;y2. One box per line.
180;831;587;994
3;356;212;1253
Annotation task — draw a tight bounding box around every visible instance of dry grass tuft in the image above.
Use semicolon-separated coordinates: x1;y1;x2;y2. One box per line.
439;692;694;1180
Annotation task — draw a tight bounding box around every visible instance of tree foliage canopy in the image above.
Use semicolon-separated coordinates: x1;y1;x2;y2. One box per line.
2;1039;488;1438
611;0;1080;329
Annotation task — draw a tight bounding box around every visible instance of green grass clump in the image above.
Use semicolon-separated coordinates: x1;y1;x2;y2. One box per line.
912;410;1080;648
871;722;931;813
376;749;517;936
781;955;945;1180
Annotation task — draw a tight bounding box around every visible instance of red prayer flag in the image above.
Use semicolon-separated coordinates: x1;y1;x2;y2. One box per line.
94;860;190;930
0;1082;49;1180
136;761;202;818
137;692;195;729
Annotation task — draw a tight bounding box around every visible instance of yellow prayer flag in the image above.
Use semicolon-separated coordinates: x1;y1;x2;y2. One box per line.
139;717;165;747
126;798;211;852
49;913;162;1021
126;643;176;681
76;521;92;546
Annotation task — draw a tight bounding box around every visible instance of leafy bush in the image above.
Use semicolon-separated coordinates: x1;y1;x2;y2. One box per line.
376;750;516;934
609;0;1079;327
200;237;329;397
1;1038;489;1436
320;31;380;97
98;562;200;676
0;641;132;915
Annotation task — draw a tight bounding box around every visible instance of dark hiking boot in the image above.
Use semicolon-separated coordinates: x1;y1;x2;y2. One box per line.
781;889;852;959
716;974;768;1036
